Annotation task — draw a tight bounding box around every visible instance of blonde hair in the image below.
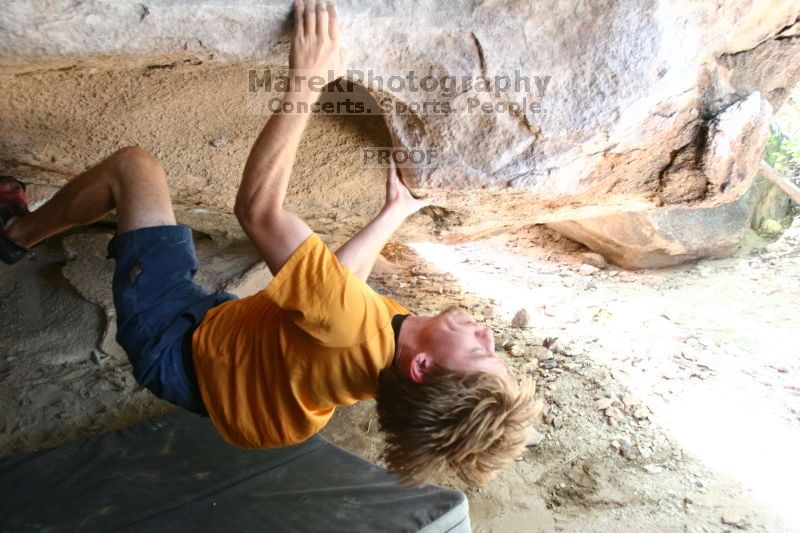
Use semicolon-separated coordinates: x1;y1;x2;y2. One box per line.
375;365;543;486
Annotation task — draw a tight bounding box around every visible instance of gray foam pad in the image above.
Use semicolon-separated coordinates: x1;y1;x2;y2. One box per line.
0;411;470;532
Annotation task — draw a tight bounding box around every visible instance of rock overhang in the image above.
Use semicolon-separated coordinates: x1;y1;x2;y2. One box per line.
1;0;799;267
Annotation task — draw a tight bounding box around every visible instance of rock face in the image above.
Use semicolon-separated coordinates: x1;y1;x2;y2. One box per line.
1;1;799;267
548;91;780;268
549;174;780;269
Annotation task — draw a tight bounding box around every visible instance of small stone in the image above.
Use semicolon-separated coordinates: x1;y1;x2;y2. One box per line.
579;252;607;269
621;395;640;408
550;416;563;429
511;308;529;328
210;137;228;148
759;218;782;235
642;464;662;474
613;436;632;448
526;429;545;447
509;344;526;357
593;398;614;410
532;346;554;360
578;264;599;276
542;337;559;350
766;241;788;253
633;406;651;420
721;511;749;529
619;443;639;460
605;406;624;421
697;266;712;278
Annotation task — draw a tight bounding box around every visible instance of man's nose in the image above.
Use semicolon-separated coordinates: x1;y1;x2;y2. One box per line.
477;327;492;342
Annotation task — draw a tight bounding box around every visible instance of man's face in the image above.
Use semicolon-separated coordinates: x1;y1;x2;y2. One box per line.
421;307;510;380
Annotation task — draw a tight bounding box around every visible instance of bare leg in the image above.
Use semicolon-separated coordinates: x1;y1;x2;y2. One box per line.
7;146;176;249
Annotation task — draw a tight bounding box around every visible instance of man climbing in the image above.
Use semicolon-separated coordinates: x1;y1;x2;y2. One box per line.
0;0;540;486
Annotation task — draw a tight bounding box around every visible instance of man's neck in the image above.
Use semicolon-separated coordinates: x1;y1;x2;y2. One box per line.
394;315;427;376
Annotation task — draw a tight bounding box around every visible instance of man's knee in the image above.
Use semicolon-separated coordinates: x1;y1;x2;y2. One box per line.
111;146;165;180
110;146;176;231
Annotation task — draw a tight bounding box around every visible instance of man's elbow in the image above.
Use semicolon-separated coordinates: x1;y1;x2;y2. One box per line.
234;201;281;230
235;195;266;224
234;201;255;226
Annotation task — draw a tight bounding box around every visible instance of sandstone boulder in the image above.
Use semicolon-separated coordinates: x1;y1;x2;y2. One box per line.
547;91;789;268
549;168;792;269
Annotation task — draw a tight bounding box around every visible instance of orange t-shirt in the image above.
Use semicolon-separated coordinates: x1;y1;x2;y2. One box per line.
191;233;409;449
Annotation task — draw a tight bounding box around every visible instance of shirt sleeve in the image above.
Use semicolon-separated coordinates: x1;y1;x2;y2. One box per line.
381;294;411;316
263;234;389;348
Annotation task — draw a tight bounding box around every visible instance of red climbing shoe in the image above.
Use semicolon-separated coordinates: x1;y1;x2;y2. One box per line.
0;176;32;265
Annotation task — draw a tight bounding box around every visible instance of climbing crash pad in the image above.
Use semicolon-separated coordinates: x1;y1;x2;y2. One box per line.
0;411;470;532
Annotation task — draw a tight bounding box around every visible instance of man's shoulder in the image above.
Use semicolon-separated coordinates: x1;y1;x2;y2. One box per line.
373;290;411;317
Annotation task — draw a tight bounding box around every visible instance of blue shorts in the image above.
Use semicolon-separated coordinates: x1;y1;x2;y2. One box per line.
106;225;236;415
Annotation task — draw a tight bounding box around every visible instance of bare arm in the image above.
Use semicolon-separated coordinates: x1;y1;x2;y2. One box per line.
235;0;340;275
335;159;430;281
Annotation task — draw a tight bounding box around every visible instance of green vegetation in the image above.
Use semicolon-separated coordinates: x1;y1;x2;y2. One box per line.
765;85;800;182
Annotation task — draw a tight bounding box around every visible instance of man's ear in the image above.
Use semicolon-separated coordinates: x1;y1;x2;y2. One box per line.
409;352;430;384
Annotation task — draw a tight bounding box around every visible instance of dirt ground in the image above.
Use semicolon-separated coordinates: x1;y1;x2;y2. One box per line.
1;214;798;532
